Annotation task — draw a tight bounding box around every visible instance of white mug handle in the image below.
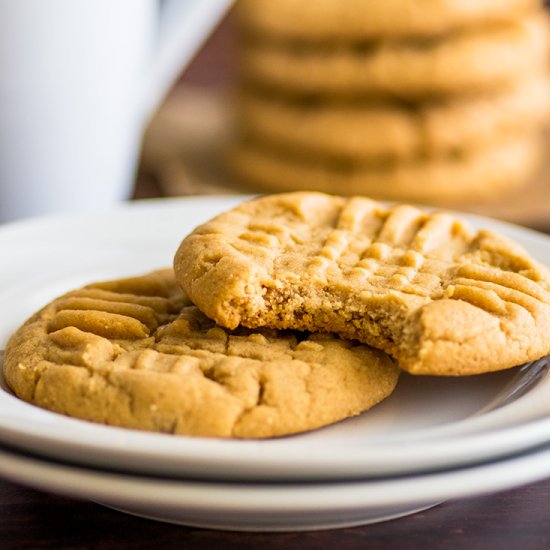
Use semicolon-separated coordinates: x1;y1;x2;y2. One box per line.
142;0;233;119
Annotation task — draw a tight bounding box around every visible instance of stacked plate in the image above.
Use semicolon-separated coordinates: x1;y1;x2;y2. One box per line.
1;197;550;532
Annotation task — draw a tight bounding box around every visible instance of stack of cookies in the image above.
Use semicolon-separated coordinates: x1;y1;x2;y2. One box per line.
230;0;550;205
5;192;550;439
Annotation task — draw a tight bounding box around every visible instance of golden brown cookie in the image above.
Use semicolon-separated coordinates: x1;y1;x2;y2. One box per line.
238;0;540;41
229;135;543;205
174;192;550;376
237;77;550;161
3;269;398;438
240;15;550;99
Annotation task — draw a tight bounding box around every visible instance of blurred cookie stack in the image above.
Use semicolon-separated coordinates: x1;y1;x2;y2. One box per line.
230;0;550;205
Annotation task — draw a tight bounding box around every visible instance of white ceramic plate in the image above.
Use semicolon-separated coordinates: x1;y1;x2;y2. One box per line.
1;440;550;531
0;197;550;481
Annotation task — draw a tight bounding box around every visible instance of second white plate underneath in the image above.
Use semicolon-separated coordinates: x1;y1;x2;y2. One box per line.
1;440;550;532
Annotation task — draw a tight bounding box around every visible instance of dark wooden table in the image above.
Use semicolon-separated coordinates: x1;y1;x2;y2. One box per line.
3;12;550;549
1;475;550;549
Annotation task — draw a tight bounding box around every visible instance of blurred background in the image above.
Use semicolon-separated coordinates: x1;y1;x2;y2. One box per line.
0;0;548;229
138;0;550;232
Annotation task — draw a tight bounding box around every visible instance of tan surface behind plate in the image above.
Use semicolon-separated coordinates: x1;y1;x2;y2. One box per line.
139;86;550;232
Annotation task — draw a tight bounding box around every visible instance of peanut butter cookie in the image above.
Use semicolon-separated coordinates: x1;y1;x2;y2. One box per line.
229;135;542;205
175;192;550;375
237;77;550;161
241;15;550;99
3;269;398;438
238;0;540;41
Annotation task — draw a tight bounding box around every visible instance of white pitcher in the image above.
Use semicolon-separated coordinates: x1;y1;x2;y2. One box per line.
0;0;231;223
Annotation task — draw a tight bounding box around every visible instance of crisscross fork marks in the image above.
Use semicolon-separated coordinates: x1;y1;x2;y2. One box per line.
362;209;478;296
46;270;183;348
448;263;550;321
